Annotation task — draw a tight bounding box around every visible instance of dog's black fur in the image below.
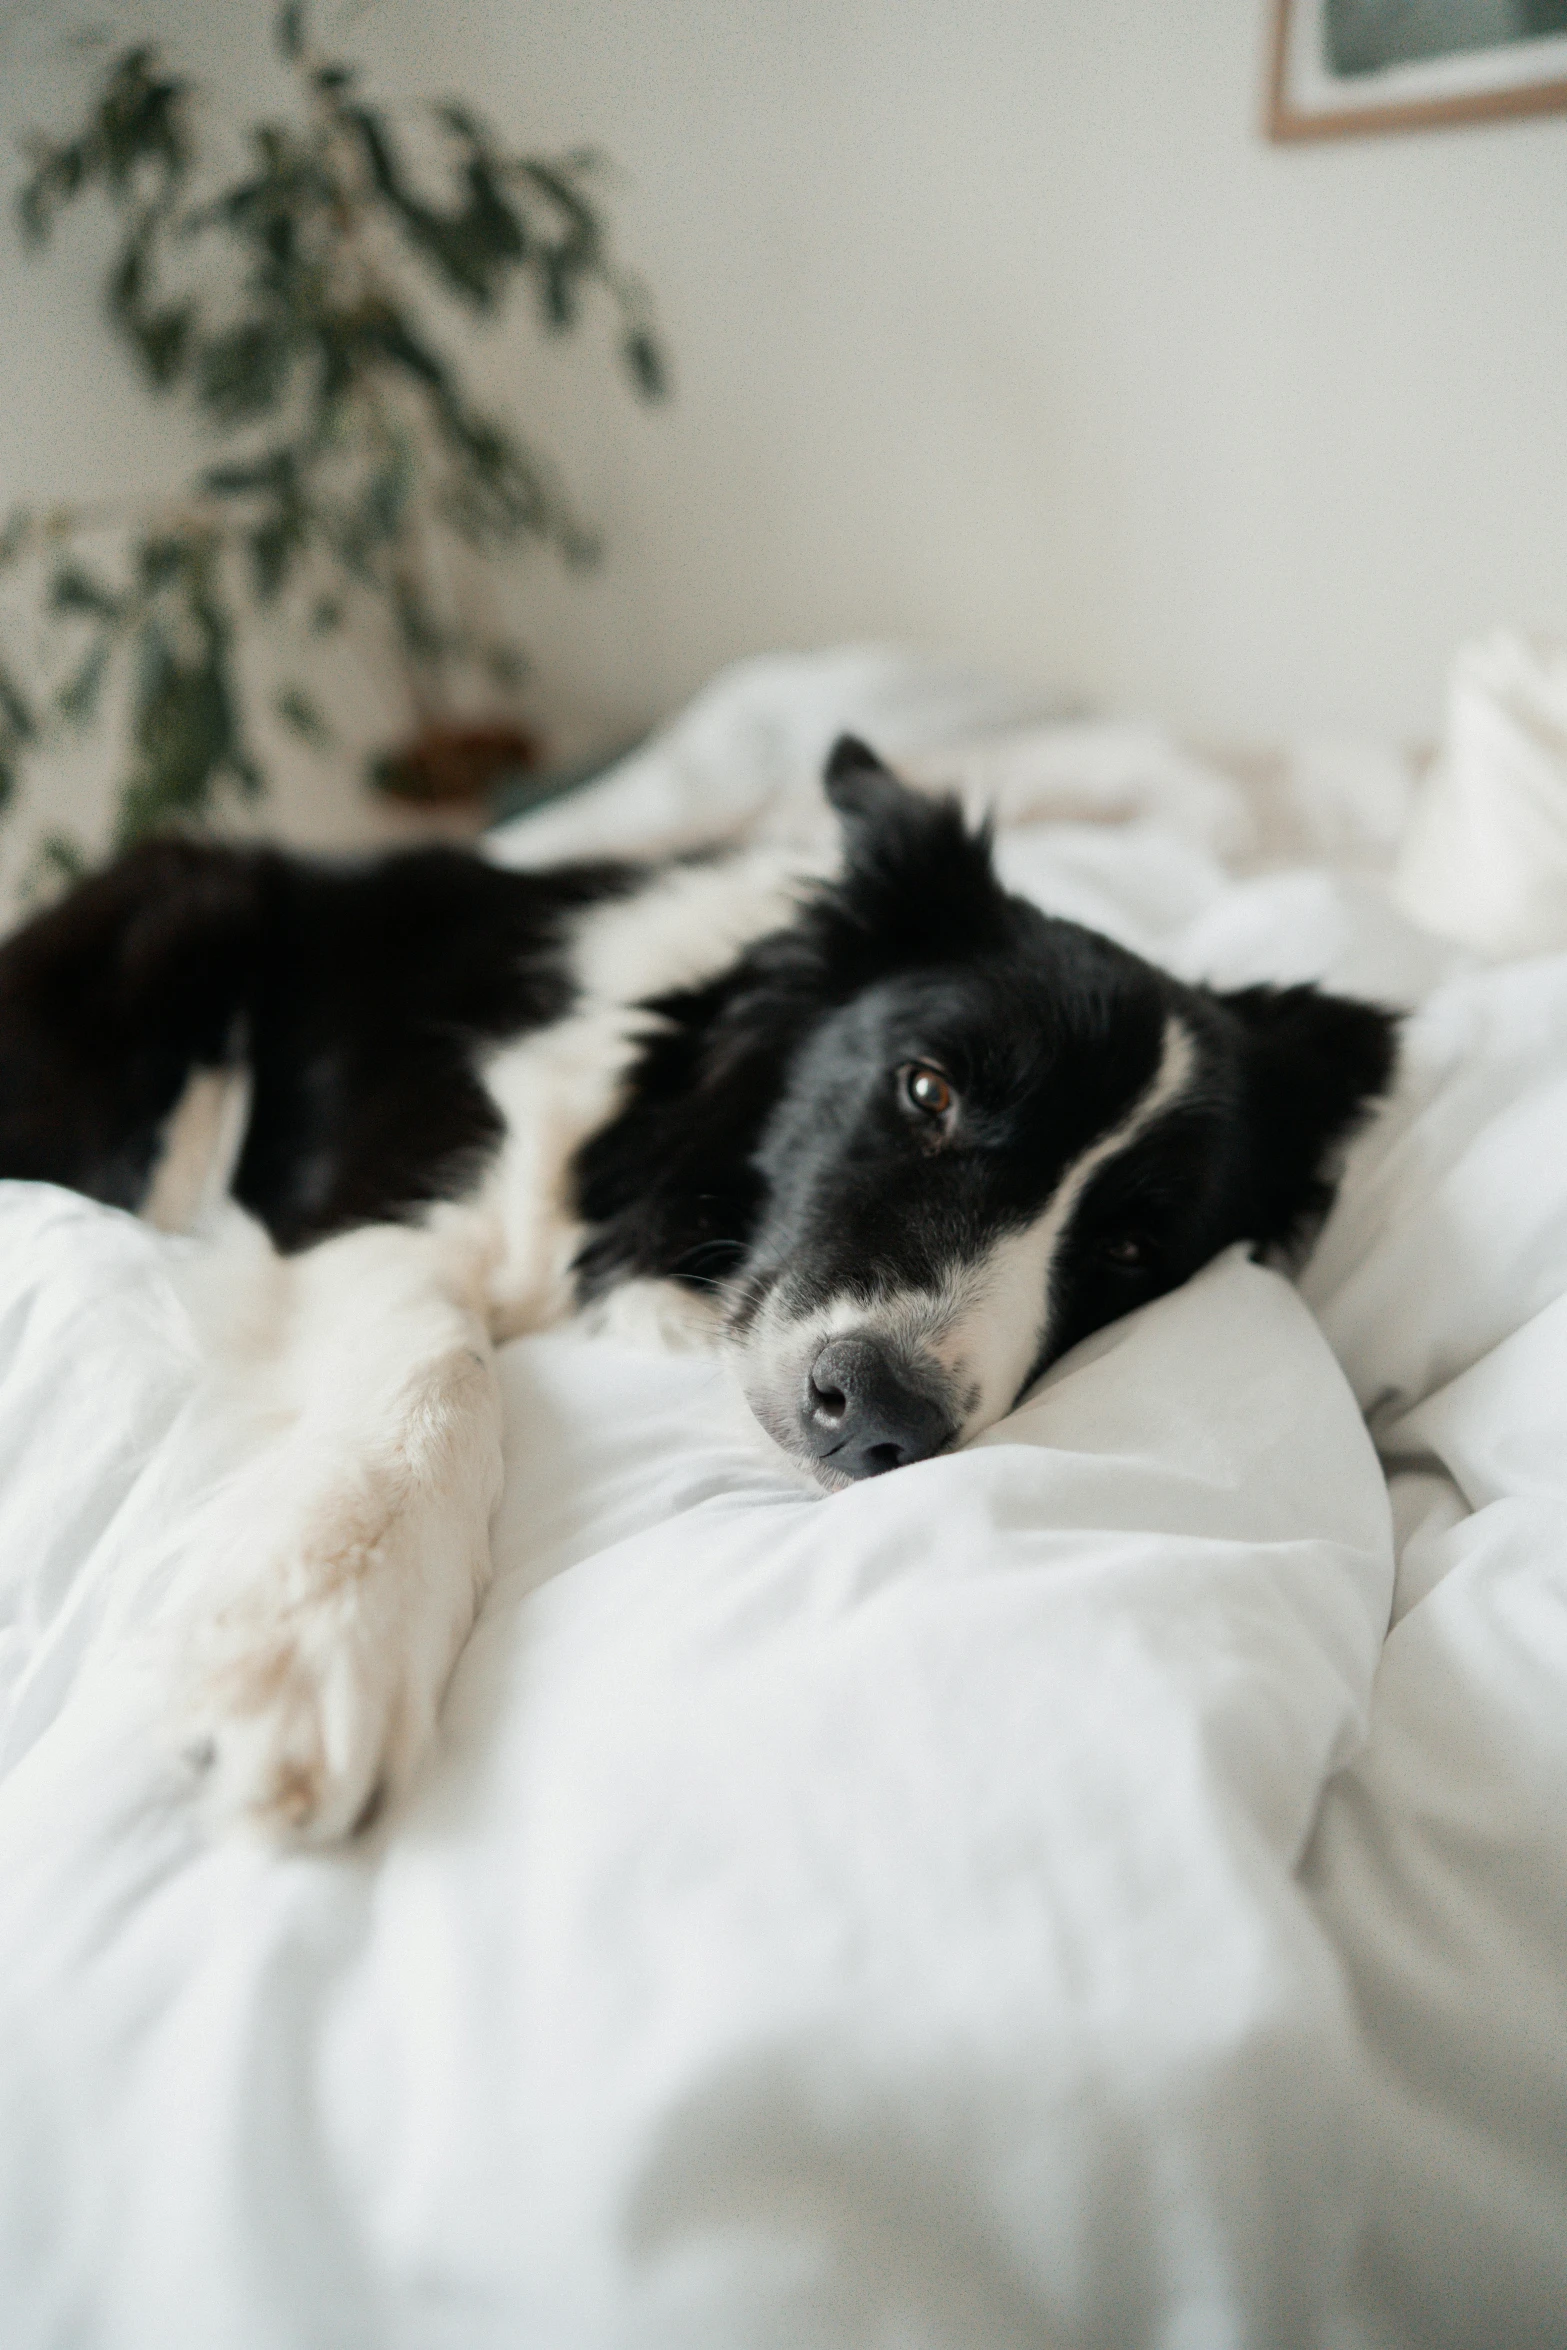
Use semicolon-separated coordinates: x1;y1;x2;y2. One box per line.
0;833;637;1250
0;738;1398;1441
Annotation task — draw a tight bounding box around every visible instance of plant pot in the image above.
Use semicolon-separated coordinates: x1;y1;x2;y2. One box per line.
371;721;541;806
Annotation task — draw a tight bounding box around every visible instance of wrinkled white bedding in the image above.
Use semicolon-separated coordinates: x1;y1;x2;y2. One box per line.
2;653;1565;2350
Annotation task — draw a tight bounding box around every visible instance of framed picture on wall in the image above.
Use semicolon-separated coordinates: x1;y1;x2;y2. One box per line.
1267;1;1567;139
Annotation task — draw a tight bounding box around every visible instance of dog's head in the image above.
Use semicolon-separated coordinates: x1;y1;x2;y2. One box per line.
573;738;1397;1486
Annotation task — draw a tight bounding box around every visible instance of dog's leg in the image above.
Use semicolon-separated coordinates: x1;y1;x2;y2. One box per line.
169;1210;504;1842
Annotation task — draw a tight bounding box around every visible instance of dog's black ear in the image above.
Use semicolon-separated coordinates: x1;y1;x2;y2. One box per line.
819;735;1011;959
1219;981;1399;1249
823;734;915;821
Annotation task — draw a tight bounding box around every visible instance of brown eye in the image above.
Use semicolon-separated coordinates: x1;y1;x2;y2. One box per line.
902;1063;954;1121
1100;1233;1153;1270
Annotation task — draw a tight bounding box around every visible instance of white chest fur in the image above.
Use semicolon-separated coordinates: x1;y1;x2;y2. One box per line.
476;848;816;1341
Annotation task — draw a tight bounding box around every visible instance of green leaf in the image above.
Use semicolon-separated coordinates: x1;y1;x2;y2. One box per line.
27;831;90;898
277;3;308;61
138;303;194;387
354;448;414;550
274;684;333;749
115;578;252;845
56;639;111;726
16;140;86;245
460;155;526;265
0;658;38;744
347;105;524;310
0;511;29;569
0;754;14;814
97;49;190;192
137;537;189;591
390;575;449;664
248;510;307;601
541;251;578;331
519;157;601;243
432;402;595;561
309;595;344;635
248;524;289;601
482;642;528;690
107;229;144;314
347;105;402;202
355;308;449;397
623;327;667;401
105;224;194;388
197;322;295;425
49;561;124;621
200;450;296;498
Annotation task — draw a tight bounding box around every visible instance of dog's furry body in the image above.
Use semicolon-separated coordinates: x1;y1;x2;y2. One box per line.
0;741;1397;1838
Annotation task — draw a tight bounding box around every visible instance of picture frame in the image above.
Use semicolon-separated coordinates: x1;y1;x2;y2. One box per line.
1266;0;1567;141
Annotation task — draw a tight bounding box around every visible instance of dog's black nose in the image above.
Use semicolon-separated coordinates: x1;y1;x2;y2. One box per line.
803;1335;953;1479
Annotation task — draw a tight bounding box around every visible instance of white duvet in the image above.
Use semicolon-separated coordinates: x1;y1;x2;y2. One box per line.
1;653;1564;2350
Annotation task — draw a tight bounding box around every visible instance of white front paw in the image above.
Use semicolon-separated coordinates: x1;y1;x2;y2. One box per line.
180;1613;402;1844
172;1486;476;1844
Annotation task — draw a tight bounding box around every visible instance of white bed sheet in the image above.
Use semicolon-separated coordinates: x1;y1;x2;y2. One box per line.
1;652;1564;2350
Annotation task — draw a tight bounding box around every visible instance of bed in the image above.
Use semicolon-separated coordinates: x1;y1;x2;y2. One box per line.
2;648;1564;2350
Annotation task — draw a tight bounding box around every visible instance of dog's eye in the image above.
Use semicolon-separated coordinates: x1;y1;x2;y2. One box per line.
1099;1232;1155;1270
902;1064;954;1121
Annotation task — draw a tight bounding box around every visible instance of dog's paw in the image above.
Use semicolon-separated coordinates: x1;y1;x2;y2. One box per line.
169;1494;459;1845
177;1608;404;1844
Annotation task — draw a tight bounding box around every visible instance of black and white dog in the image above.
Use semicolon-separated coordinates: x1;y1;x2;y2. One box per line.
0;738;1396;1837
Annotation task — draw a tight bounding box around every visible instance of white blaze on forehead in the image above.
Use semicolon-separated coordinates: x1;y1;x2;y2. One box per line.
926;1013;1198;1430
740;1013;1199;1465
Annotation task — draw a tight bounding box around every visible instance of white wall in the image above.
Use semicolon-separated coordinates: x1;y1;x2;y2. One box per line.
1;0;1565;862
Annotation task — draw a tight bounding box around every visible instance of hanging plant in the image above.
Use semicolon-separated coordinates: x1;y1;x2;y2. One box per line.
0;2;667;884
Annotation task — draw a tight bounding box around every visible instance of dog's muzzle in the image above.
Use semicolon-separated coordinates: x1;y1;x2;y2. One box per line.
799;1334;955;1480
